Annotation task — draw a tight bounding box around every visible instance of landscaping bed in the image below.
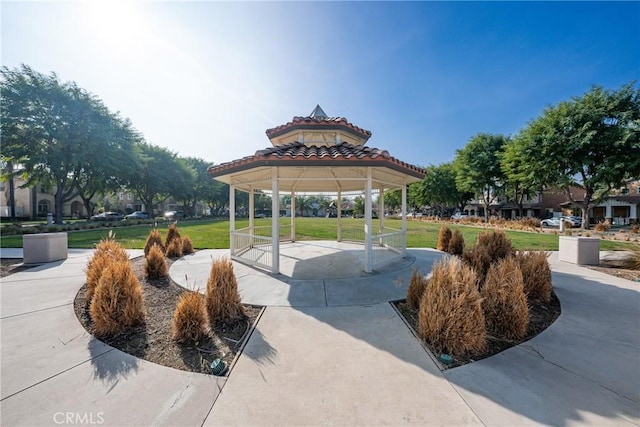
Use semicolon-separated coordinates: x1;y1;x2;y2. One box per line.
73;256;262;376
393;290;561;369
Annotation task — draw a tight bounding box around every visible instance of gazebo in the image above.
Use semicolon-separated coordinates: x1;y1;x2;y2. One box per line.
207;105;425;274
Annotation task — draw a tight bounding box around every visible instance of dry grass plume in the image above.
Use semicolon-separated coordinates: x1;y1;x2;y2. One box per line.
418;256;486;360
205;257;245;324
482;257;529;341
172;291;208;343
89;260;145;337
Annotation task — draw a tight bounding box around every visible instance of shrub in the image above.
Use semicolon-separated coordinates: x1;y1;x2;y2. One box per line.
632;224;639;234
406;268;428;309
481;257;529;341
437;226;452;252
205;257;245;324
448;230;465;256
89;260;145;337
172;291;208;343
166;237;183;258
463;230;515;283
516;251;553;302
145;243;168;278
476;229;514;260
144;229;165;256
621;245;640;271
85;237;129;306
182;236;195;255
461;245;493;284
417;257;486;360
165;224;181;247
595;221;611;232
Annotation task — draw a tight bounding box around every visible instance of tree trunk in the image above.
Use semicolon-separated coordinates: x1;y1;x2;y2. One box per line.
55;189;64;225
7;162;16;220
145;197;155;219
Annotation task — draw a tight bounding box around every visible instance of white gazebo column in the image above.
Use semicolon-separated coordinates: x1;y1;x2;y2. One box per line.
401;182;407;256
249;186;254;237
290;189;296;242
337;190;342;242
271;168;280;274
229;184;236;256
364;168;373;273
378;186;385;245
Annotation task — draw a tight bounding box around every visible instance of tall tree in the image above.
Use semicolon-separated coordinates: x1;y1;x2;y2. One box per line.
418;162;473;215
1;65;137;223
514;83;640;228
501;136;544;218
454;133;509;221
125;143;192;218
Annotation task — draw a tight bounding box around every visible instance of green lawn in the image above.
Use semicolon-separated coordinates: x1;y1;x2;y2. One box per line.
0;217;634;251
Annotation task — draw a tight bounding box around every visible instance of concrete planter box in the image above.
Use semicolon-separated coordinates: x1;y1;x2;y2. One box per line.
23;232;68;265
558;236;600;265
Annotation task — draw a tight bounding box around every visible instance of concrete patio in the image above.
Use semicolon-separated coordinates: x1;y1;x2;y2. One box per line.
1;243;638;426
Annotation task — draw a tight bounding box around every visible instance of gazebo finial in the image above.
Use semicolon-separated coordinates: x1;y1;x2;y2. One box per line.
309;104;328;119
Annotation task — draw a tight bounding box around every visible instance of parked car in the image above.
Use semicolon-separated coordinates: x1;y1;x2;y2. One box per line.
541;217;562;227
562;216;582;227
164;210;184;220
90;212;123;221
451;212;468;220
254;213;266;218
125;211;149;220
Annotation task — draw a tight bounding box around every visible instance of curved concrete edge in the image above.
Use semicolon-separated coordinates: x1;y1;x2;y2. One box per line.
169;245;447;307
1;251;225;427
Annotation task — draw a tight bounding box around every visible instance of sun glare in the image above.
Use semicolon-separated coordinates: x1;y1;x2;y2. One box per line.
81;1;151;51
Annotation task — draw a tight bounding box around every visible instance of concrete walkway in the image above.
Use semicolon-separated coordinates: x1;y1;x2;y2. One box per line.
1;245;639;426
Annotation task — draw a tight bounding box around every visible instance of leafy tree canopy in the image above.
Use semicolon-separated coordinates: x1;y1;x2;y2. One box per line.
513;82;640;227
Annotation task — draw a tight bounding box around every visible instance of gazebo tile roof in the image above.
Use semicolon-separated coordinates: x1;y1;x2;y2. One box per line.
208;142;425;179
265;116;372;140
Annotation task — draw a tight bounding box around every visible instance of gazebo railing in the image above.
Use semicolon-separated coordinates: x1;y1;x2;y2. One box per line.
371;227;404;267
231;224;405;273
230;227;273;272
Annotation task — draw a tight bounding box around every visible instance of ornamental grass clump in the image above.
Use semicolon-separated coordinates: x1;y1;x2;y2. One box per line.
89;260;145;337
516;251;553;302
172;290;208;343
448;229;465;256
621;244;640;271
418;256;486;360
145;243;168;279
406;268;428;309
205;257;244;324
165;237;183;258
182;236;195;255
165;224;181;247
481;257;529;341
143;229;165;257
462;229;515;283
437;225;452;252
85;236;129;306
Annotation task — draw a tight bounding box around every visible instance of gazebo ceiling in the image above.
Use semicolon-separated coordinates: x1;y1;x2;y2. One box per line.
207;141;426;193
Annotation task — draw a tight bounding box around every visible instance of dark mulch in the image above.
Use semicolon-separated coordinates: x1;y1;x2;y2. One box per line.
73;256;262;376
393;290;561;369
0;259;33;278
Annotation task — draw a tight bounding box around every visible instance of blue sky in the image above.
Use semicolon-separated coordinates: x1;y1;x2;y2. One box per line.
2;1;639;167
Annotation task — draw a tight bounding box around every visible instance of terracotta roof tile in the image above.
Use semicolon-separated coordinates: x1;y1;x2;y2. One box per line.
265;116;372;140
208;142;425;179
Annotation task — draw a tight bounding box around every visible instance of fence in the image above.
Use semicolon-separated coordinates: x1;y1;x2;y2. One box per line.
231;224;405;273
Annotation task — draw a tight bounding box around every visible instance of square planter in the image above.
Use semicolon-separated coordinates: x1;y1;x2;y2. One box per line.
558;236;599;265
23;232;68;265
